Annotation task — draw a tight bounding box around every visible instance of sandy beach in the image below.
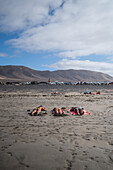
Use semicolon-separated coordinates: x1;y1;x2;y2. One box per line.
0;84;113;170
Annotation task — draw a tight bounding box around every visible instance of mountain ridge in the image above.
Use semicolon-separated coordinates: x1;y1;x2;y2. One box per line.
0;65;113;82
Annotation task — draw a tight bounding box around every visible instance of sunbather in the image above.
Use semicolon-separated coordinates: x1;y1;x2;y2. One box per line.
84;91;94;94
70;107;84;115
96;91;101;94
84;90;89;94
52;107;67;116
51;91;63;95
30;105;47;116
53;108;62;114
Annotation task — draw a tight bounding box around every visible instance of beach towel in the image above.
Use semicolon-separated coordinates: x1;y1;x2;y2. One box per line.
69;108;91;115
82;109;91;115
96;91;101;94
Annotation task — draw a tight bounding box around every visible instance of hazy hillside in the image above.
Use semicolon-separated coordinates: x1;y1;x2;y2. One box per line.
0;65;113;82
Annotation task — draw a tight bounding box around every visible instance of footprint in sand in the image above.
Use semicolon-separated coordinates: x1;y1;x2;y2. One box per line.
59;147;63;152
89;156;94;160
65;160;72;170
7;152;13;156
84;165;88;170
109;152;113;162
108;141;113;145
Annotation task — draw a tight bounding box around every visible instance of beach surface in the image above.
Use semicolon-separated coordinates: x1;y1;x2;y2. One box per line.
0;84;113;170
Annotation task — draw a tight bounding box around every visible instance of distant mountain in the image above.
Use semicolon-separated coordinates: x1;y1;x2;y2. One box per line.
0;65;113;82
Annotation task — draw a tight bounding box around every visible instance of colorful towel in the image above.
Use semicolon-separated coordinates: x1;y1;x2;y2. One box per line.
69;108;91;115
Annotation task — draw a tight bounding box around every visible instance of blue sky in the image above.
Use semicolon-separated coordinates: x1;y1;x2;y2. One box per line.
0;0;113;76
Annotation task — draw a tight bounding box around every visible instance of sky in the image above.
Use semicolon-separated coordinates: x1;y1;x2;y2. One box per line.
0;0;113;76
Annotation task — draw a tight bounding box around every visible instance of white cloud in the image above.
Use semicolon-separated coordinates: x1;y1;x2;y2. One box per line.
0;52;8;57
58;50;94;59
0;0;63;32
0;0;113;65
48;59;113;76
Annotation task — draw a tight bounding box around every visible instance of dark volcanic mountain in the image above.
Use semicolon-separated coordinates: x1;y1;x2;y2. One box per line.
0;65;113;82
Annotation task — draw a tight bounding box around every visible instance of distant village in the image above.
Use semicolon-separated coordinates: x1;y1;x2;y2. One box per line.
0;79;113;85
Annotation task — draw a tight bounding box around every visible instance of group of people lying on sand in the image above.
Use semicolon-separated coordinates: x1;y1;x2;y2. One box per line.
28;105;91;116
84;90;101;94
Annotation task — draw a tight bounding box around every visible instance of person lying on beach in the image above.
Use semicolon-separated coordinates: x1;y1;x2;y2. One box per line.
84;90;89;94
52;107;68;116
70;107;84;115
96;91;101;94
84;91;95;95
51;91;63;95
70;107;91;115
84;90;101;95
30;105;47;116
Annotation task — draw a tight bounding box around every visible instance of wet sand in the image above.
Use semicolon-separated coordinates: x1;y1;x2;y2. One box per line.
0;84;113;170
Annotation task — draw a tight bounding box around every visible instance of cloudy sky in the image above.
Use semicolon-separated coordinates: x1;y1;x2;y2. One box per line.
0;0;113;76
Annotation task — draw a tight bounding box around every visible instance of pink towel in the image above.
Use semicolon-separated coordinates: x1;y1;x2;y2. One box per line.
69;109;91;115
